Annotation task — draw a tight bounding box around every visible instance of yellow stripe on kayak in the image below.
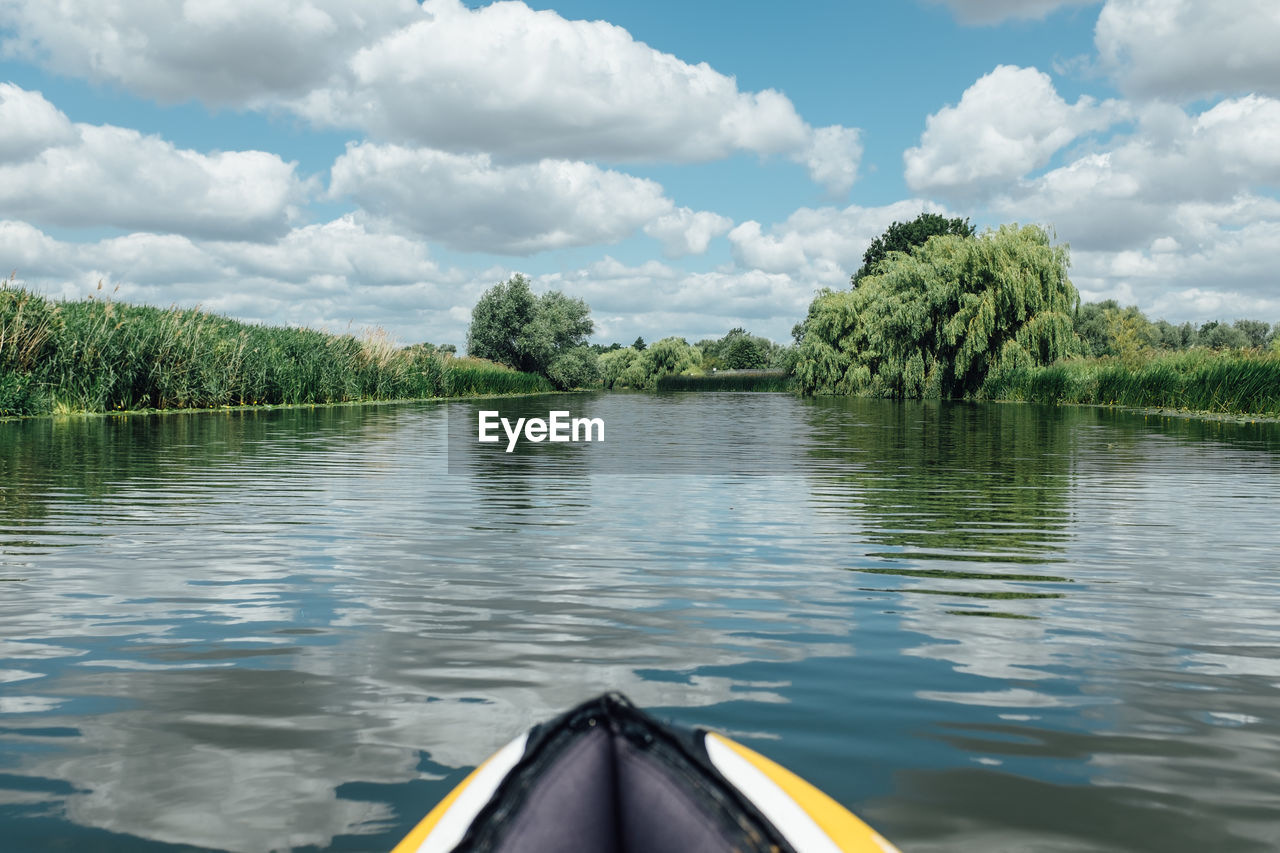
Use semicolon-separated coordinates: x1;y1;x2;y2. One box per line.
706;733;901;853
390;759;490;853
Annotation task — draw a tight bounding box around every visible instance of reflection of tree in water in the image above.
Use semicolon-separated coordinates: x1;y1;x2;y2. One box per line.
800;397;1079;669
0;405;429;527
3;394;862;852
446;394;600;512
803;399;1280;853
802;398;1077;560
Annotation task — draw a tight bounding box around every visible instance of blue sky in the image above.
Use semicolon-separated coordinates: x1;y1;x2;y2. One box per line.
1;0;1277;347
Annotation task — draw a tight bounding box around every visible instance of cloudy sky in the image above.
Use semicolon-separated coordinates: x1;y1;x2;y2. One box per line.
1;0;1277;347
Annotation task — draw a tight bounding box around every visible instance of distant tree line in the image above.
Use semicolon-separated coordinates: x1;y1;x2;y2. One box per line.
464;275;794;390
1075;301;1275;359
463;215;1276;399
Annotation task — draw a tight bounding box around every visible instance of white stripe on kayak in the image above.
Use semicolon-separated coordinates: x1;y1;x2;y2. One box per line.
704;734;843;853
415;732;529;853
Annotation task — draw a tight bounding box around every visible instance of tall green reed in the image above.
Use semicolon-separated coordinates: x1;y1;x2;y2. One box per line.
656;370;793;392
980;350;1280;415
0;287;548;417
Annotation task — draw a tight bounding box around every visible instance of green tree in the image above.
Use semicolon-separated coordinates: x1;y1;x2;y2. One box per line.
1233;319;1270;348
465;274;597;388
1151;319;1194;350
1105;305;1155;367
722;335;769;369
632;336;647;351
546;346;600;390
1073;299;1118;356
618;337;702;389
797;224;1079;398
852;212;976;285
697;327;782;370
1201;321;1250;350
598;347;639;389
466;274;538;370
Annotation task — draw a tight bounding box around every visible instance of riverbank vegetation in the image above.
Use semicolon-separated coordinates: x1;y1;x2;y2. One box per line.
696;328;792;372
465;278;799;392
466;274;598;390
980;349;1280;416
795;223;1079;397
10;216;1276;418
589;329;794;390
597;336;702;389
656;370;793;392
791;212;1279;416
0;285;549;417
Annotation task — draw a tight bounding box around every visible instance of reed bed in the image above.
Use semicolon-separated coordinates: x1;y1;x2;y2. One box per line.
0;286;549;417
443;357;554;396
980;349;1280;416
657;370;793;392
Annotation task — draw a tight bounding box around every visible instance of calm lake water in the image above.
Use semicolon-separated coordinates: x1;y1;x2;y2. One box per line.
2;393;1279;852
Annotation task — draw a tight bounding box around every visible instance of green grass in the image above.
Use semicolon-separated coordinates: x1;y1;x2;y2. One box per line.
443;357;555;396
657;369;793;392
1;286;551;417
980;349;1280;416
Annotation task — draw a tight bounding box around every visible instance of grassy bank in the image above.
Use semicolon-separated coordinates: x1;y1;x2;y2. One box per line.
980;349;1280;416
656;370;793;392
0;287;551;417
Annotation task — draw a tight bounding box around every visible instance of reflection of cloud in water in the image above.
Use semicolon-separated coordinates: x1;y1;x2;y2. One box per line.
0;669;45;683
914;688;1082;709
5;398;1280;852
1;408;858;851
0;696;65;714
14;598;844;852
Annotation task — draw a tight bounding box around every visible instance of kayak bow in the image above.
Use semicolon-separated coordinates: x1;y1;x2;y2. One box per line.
392;692;899;853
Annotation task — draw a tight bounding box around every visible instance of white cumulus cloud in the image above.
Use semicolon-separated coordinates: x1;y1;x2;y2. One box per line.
904;65;1126;199
797;126;864;197
329;142;731;255
0;82;75;160
1095;0;1280;100
1070;210;1280;321
0;0;421;105
992;96;1280;251
2;217;484;345
729;200;957;283
546;257;807;342
643;208;734;258
0;86;306;240
0;0;861;192
296;0;832;169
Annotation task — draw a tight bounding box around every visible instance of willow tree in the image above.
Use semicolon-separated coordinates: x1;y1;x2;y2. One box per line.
613;337;702;389
795;224;1079;398
598;347;639;389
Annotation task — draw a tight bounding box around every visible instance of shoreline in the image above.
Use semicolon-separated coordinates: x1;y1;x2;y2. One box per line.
0;389;571;424
5;388;1277;426
982;397;1280;424
802;392;1280;424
